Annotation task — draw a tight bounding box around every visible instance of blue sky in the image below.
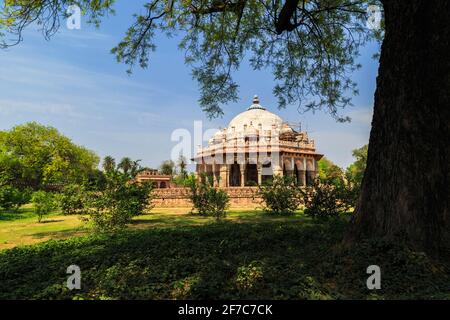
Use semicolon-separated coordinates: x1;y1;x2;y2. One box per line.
0;2;380;170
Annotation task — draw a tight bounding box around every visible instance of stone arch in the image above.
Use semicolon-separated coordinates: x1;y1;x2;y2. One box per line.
229;162;241;186
295;159;306;186
283;158;293;178
295;159;305;171
305;158;315;186
306;159;315;171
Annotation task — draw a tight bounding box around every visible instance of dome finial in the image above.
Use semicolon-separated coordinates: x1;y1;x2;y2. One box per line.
248;95;265;110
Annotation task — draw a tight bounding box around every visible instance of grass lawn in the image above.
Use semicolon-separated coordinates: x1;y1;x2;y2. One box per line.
0;206;305;250
0;206;449;299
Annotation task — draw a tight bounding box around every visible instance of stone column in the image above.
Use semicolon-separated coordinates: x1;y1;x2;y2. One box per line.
219;164;228;187
303;158;307;186
213;164;219;187
257;163;262;185
240;164;245;187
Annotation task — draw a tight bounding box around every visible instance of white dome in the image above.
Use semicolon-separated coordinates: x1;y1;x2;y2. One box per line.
228;96;283;134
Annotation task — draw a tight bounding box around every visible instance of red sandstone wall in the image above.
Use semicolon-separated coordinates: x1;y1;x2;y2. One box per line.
152;187;262;208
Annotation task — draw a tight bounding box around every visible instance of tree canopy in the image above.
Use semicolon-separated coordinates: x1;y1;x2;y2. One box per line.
0;122;99;189
0;0;380;120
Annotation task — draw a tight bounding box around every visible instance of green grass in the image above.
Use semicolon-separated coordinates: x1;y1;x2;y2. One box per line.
0;209;449;300
0;205;88;250
0;206;304;250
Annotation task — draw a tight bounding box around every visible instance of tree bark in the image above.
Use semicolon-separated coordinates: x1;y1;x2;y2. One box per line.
346;0;450;255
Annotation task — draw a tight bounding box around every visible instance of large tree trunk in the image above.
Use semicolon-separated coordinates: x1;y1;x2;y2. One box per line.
347;0;450;255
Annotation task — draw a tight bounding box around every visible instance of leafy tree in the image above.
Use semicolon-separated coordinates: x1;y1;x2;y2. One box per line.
0;185;30;212
102;156;116;174
2;1;450;253
177;154;188;179
129;159;144;178
31;191;57;223
0;122;99;190
117;157;133;175
257;175;302;215
345;144;368;189
317;157;345;188
84;172;153;232
302;179;352;220
188;175;229;220
84;169;107;191
59;184;86;215
159;160;175;176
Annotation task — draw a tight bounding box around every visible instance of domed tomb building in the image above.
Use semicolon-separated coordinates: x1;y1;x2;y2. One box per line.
193;96;323;187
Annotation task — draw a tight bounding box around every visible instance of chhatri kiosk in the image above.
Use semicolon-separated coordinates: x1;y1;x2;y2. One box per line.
193;96;323;187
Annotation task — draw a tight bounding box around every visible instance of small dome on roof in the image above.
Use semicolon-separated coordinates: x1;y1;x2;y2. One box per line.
213;129;226;139
228;96;283;134
280;124;294;134
248;95;265;110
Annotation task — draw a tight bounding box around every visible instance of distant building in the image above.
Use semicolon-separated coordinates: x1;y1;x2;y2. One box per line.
135;169;171;188
192;95;323;187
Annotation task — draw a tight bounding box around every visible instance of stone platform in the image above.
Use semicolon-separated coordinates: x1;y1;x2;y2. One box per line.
152;187;262;208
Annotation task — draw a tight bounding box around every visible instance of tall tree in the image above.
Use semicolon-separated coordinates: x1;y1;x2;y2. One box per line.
1;1;449;253
118;157;133;175
346;1;450;254
0;122;99;189
102;156;116;173
317;157;345;187
345;144;368;189
160;160;175;176
177;154;188;179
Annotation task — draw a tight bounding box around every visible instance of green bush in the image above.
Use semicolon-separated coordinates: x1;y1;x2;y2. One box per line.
85;173;153;233
31;191;57;222
257;175;302;215
0;186;30;211
188;175;230;220
236;261;264;292
59;184;86;215
1;220;448;300
302;179;352;219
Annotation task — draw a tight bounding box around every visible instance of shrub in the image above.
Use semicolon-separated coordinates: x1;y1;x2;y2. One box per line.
188;175;230;220
0;186;30;211
59;184;87;215
85;173;153;233
31;191;57;222
302;179;352;219
257;175;302;215
236;261;264;292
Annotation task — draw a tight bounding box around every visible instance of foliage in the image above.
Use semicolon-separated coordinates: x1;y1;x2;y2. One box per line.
31;191;57;223
159;160;175;176
0;122;99;190
302;179;353;220
84;172;153;233
345;144;368;190
0;185;30;211
59;184;86;215
188;175;230;220
318;157;345;188
173;172;195;187
102;156;116;174
0;217;448;300
1;1;380;119
257;175;302;215
103;156;143;179
236;261;264;292
177;154;188;179
84;169;107;191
